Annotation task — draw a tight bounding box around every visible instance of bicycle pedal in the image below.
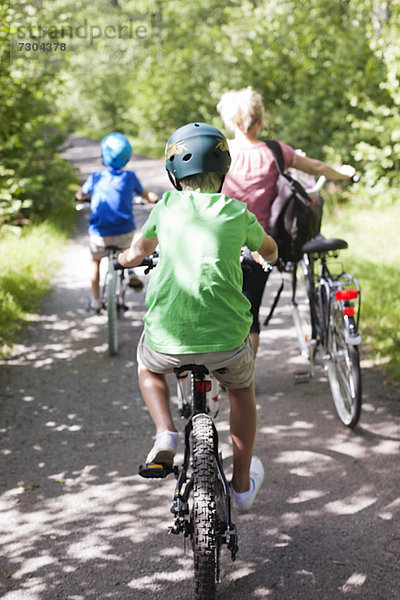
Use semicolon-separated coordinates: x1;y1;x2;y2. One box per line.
129;281;144;291
138;462;175;479
293;369;312;384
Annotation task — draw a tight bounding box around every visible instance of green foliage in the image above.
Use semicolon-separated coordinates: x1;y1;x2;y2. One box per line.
19;0;395;196
5;0;400;201
347;2;400;190
0;1;78;227
69;0;399;195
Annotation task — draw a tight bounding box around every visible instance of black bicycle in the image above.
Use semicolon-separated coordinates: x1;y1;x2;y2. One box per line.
138;258;238;600
292;234;362;427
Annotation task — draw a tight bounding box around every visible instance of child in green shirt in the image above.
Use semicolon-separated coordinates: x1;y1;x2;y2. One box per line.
118;123;278;512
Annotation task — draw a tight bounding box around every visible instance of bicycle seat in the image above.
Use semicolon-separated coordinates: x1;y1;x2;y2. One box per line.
104;245;121;252
174;364;209;376
302;236;348;255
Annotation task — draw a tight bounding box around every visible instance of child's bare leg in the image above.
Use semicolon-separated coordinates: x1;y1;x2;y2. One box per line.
90;257;101;300
227;381;257;493
249;332;259;357
138;367;177;433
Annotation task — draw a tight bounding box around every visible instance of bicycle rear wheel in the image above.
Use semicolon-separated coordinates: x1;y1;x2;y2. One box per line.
292;257;315;359
326;310;362;427
106;267;118;356
192;413;217;600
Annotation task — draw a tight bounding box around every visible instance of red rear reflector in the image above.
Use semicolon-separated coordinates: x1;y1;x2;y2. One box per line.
343;307;355;317
194;381;212;393
336;289;358;301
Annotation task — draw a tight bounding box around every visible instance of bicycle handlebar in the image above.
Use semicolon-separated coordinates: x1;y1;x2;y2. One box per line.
140;253;159;274
305;176;326;194
114;253;159;273
305;173;359;195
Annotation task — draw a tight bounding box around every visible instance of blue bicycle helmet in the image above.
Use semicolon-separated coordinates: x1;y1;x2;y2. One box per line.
100;132;132;168
165;122;231;184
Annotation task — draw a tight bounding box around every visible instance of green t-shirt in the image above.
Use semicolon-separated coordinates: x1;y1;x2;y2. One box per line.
141;190;264;353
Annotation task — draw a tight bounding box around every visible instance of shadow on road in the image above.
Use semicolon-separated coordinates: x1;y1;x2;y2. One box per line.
1;136;400;599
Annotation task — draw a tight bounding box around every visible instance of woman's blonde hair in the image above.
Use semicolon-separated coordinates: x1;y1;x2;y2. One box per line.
217;86;264;133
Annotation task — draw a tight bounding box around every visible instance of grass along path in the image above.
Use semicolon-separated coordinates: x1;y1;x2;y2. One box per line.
0;209;76;356
323;196;400;385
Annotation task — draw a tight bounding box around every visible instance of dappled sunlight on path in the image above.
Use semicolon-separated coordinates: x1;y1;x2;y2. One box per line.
1;137;400;599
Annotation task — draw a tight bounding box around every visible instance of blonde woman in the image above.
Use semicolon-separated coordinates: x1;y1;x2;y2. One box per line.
217;87;355;356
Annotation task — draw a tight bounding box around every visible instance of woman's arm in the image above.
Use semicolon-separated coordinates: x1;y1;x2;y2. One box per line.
118;235;158;268
293;154;355;181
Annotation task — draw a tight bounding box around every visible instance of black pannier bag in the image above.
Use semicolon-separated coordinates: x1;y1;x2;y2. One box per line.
265;139;322;264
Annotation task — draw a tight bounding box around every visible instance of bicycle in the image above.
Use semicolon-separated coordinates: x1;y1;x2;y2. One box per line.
137;256;238;600
76;201;136;356
101;245;129;356
291;227;362;428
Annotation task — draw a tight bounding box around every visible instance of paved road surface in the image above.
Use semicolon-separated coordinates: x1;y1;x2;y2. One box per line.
1;136;400;599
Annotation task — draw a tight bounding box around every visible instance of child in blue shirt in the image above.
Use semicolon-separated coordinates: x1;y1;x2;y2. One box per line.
75;132;158;312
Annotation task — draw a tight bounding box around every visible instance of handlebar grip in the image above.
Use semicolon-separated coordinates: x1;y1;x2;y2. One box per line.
139;257;154;267
140;254;159;274
258;256;277;273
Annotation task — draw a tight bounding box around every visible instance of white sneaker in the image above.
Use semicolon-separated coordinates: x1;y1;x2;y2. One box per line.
232;456;264;512
145;431;178;467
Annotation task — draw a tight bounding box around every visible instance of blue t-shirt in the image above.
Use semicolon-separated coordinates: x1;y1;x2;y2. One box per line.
82;168;143;236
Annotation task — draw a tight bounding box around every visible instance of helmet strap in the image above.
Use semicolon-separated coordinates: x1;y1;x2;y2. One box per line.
167;171;182;191
218;175;225;193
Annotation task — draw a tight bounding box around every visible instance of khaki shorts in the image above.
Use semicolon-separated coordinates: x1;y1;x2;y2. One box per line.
89;230;134;260
137;332;254;389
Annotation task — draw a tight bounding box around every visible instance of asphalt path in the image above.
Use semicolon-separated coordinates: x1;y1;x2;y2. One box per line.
1;135;400;599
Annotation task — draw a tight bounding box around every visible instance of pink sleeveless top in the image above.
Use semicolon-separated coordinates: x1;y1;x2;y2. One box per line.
222;139;296;231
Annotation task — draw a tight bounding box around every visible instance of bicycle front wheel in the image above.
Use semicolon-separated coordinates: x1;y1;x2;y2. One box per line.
326;315;362;427
192;413;217;600
106;268;118;356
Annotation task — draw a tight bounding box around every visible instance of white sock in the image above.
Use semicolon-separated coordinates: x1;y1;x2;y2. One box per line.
91;298;101;309
232;478;255;499
155;431;178;450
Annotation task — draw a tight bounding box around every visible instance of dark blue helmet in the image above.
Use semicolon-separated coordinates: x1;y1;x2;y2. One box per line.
165;122;231;180
100;132;132;168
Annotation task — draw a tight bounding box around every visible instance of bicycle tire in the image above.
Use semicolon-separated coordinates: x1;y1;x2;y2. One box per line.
326;314;362;427
106;267;118;356
292;257;315;359
214;456;226;585
192;413;217;600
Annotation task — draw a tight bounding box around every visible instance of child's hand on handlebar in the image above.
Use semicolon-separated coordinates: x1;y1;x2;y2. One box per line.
251;251;277;272
147;191;159;203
